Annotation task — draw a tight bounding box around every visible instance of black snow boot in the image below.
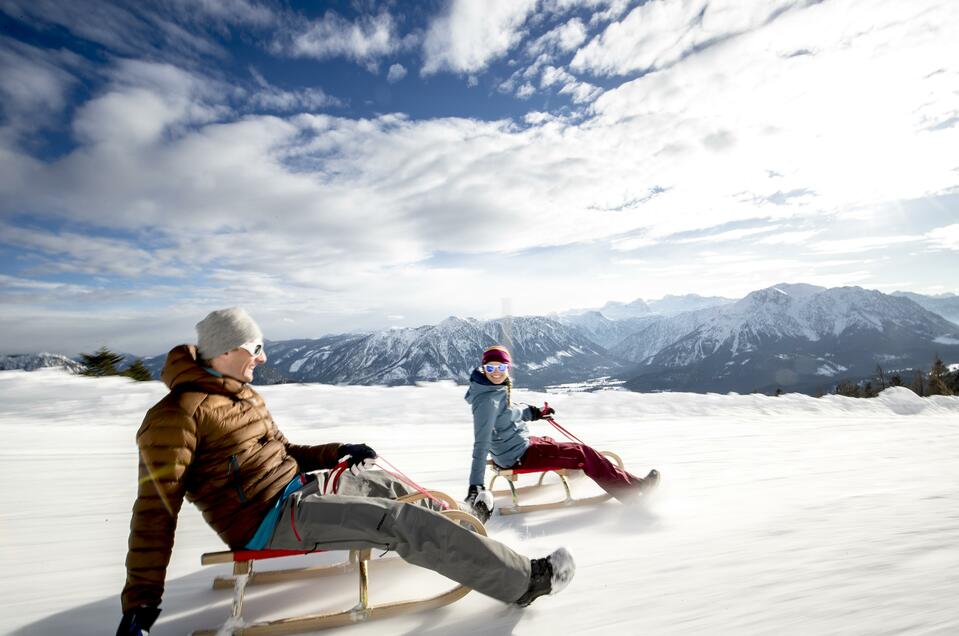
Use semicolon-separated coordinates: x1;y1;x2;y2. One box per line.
464;485;494;524
515;547;575;607
470;498;492;524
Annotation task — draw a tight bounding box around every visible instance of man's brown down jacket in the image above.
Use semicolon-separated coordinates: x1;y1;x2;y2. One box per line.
120;345;341;611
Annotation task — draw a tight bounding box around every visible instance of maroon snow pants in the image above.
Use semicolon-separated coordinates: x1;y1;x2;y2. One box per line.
514;436;645;501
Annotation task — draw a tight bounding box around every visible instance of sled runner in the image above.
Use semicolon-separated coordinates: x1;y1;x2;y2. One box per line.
485;407;632;514
192;490;484;636
487;450;625;515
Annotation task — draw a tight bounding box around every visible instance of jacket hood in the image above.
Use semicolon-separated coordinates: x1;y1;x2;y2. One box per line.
160;344;246;396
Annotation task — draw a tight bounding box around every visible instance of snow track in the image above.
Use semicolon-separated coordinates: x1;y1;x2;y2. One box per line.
2;369;958;635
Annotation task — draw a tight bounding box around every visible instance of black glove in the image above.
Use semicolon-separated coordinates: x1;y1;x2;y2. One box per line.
338;443;377;470
528;403;555;421
117;606;160;635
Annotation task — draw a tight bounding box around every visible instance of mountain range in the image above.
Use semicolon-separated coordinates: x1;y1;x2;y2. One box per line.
626;284;959;393
891;291;959;324
0;353;86;374
6;285;959;395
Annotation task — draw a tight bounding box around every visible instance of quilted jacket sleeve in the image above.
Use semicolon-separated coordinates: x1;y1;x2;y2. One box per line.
272;424;342;472
120;407;197;611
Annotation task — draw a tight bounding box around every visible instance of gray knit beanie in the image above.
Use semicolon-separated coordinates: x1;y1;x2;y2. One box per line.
195;307;263;361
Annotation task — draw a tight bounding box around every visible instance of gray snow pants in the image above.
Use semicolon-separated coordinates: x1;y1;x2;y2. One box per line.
266;469;531;603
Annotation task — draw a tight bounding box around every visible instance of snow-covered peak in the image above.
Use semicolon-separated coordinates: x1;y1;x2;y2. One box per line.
646;294;737;315
0;353;84;373
739;283;825;307
597;298;652;320
891;291;959;325
648;285;959;371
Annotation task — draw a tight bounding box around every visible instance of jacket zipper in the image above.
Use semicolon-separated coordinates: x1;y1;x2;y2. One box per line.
228;455;247;503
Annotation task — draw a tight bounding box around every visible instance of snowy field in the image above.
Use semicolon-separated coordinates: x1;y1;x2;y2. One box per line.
2;369;959;636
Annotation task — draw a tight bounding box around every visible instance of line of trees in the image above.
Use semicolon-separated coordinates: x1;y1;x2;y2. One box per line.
832;355;957;398
79;347;153;382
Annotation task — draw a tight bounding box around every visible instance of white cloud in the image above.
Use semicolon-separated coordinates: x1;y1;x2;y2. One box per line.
387;63;407;83
421;0;538;75
3;0;959;346
248;67;342;111
536;64;603;103
582;0;959;236
284;10;399;67
528;17;588;56
523;111;563;125
0;37;86;135
554;18;589;51
926;224;959;250
810;235;924;255
571;0;800;76
558;79;602;103
540;0;632;25
611;236;656;251
757;230;822;246
71;60;227;145
180;0;276;27
0;0;234;61
540;65;574;88
675;226;779;244
0;223;184;277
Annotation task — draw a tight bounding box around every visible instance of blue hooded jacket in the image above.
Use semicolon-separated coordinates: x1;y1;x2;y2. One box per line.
464;368;534;486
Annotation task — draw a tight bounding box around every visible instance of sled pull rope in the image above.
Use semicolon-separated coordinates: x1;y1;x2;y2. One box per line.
542;402;588;446
374;456;451;510
324;461;350;495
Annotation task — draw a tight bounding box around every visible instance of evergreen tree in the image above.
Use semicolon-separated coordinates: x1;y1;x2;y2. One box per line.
889;373;903;387
835;380;861;397
945;367;959;394
121;359;154;382
79;346;124;377
927;355;953;396
910;369;925;397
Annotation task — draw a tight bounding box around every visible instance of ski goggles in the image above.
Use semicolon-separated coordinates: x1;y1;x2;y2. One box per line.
484;363;510;373
238;341;265;358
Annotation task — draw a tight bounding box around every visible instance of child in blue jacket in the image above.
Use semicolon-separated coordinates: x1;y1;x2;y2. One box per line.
464;345;659;521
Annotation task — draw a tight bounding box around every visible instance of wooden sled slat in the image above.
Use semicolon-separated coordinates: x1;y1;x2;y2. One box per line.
192;494;485;636
212;557;411;589
192;582;473;636
486;450;625;514
497;493;613;515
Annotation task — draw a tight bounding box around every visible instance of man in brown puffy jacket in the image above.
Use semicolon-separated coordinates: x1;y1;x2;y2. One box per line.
117;307;574;635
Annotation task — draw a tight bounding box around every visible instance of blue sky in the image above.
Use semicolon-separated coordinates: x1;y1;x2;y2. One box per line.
1;0;958;356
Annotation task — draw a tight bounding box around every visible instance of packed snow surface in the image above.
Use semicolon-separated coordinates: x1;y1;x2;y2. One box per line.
2;369;958;635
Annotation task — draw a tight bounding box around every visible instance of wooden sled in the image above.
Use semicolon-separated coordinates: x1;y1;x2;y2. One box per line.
192;491;483;636
487;451;625;515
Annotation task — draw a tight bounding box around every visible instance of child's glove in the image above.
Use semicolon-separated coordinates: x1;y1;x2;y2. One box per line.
528;403;556;421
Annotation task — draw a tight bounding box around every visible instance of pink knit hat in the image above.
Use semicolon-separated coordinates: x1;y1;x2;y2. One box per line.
481;345;511;365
